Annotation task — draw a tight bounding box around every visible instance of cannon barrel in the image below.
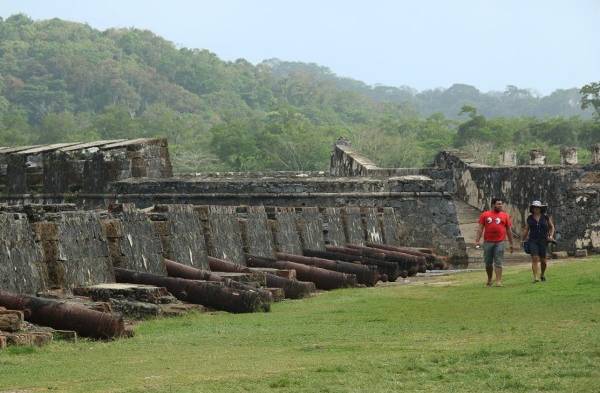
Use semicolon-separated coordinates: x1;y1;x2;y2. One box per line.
246;255;357;290
0;290;125;339
275;252;380;286
303;248;402;280
164;259;273;307
114;268;269;313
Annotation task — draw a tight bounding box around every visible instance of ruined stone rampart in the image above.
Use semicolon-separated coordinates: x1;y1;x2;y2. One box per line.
108;176;466;261
0;200;460;295
330;141;455;192
0;138;172;203
0;138;469;269
434;150;600;253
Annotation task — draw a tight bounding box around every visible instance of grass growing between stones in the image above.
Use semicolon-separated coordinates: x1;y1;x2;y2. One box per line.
1;258;599;393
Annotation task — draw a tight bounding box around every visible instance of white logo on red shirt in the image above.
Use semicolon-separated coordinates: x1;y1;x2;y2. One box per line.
495;217;501;224
486;217;493;224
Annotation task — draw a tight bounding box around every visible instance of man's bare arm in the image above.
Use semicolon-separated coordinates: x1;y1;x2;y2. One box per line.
507;227;514;253
475;223;484;246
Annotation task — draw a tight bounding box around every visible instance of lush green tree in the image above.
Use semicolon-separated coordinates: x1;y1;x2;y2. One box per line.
580;82;600;119
455;105;491;146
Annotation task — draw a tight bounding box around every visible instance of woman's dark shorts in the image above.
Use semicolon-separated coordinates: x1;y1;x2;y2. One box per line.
529;239;547;257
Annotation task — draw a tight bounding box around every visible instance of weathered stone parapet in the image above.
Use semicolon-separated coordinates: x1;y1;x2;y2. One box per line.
184;171;327;179
0;198;471;293
434;149;598;253
500;150;517;166
330;140;379;176
388;176;434;193
560;147;578;165
109;174;453;197
329;140;453;191
529;149;546;165
196;205;246;265
1;138;172;196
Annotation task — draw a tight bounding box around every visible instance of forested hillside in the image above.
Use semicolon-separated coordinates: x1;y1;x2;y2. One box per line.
0;14;598;171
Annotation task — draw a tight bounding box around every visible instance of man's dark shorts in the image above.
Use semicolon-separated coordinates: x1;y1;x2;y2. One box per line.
529;239;547;258
483;241;505;267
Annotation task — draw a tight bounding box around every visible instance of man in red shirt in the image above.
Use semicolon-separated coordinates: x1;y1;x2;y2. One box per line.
475;198;514;287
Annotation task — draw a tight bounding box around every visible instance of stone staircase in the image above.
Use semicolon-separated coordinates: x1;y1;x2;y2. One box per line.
454;199;530;267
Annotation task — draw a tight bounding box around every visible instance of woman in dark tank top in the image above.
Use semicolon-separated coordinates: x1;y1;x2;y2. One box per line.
522;201;555;283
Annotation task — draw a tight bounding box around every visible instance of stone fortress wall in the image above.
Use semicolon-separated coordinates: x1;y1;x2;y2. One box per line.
433;147;600;253
2;136;598;296
1;137;468;262
331;137;600;254
0;202;413;295
0;138;171;206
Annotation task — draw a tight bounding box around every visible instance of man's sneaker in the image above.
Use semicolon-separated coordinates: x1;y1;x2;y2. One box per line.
540;276;546;282
533;279;540;283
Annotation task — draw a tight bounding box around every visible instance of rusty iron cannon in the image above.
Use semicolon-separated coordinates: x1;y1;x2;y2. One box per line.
246;255;357;290
303;247;403;280
164;259;273;307
114;268;269;313
275;252;381;286
0;290;125;339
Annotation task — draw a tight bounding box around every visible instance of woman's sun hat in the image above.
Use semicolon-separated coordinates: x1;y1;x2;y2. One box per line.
529;200;548;213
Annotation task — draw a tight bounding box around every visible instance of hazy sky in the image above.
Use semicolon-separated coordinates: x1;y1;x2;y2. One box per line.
1;0;598;94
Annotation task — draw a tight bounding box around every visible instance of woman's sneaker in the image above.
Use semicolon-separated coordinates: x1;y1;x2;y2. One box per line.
540;276;546;282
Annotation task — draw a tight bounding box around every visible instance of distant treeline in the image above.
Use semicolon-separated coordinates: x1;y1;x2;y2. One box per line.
0;14;598;172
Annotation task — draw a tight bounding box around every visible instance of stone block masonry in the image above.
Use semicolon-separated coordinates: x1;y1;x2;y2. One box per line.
0;205;113;293
104;204;167;275
363;207;384;244
0;213;47;294
343;207;365;245
381;207;401;246
149;204;208;269
1;138;469;264
238;206;275;258
329;139;455;193
32;211;114;289
0;199;459;299
109;175;467;262
197;205;246;265
269;207;303;255
434;150;600;253
297;207;326;251
0;138;172;204
321;207;346;246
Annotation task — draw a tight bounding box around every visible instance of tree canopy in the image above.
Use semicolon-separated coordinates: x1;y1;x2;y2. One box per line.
0;15;598;171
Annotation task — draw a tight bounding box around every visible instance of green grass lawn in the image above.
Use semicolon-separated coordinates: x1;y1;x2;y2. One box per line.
1;258;599;393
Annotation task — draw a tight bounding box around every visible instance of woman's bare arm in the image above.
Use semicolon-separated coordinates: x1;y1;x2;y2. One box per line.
548;216;555;239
